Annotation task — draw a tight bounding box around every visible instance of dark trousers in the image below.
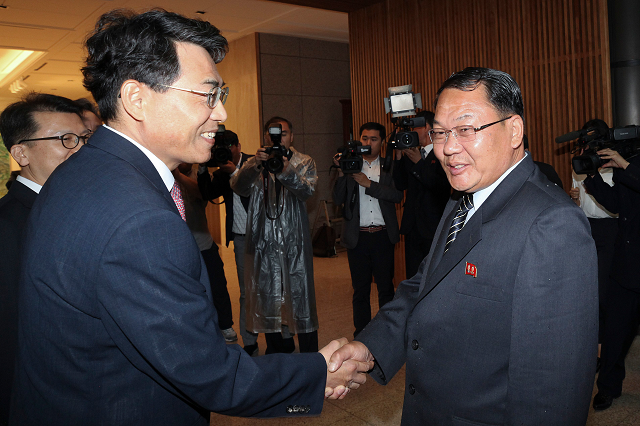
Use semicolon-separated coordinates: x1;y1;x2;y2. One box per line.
201;244;233;330
588;217;618;342
597;279;640;396
347;229;395;337
404;231;433;280
265;330;318;354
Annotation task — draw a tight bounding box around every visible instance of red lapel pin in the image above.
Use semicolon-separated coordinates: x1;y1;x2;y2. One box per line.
465;262;477;278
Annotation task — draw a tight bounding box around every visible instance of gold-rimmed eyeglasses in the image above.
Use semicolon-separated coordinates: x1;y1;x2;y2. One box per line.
428;116;513;144
158;84;229;109
18;132;92;149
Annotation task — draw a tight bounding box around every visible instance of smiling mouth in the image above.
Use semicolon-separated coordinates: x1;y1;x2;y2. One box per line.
201;132;216;139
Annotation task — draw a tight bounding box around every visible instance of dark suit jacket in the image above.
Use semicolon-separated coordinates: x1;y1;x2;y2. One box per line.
393;150;450;239
332;158;403;249
197;153;252;246
357;155;598;425
11;127;326;426
0;180;37;425
534;160;564;189
585;157;640;290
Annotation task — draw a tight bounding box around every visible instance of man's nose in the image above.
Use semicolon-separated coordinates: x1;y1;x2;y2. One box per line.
210;102;227;123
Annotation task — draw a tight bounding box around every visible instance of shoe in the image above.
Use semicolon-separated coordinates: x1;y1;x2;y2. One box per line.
244;344;259;357
221;328;238;342
593;391;620;411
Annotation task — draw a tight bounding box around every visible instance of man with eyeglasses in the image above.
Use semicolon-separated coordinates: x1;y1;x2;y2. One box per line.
328;67;598;425
0;92;88;425
10;10;370;426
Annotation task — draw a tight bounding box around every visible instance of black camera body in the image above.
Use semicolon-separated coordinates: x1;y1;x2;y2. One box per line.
263;124;292;174
556;123;640;175
389;116;426;150
206;125;232;167
336;140;372;174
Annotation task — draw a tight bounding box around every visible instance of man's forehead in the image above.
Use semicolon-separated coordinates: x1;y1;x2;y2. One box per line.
361;130;380;138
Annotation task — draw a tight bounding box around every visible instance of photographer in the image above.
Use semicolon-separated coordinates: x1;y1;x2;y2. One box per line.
230;116;319;354
197;130;258;354
392;110;450;279
332;122;403;338
585;145;640;411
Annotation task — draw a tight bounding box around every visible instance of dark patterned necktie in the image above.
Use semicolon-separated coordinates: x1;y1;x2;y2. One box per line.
444;193;473;253
170;181;186;222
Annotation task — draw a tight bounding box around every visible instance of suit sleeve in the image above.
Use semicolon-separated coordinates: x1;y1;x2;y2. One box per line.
332;175;348;206
392;158;409;191
584;171;619;213
366;172;403;204
97;209;326;417
506;202;598;425
197;169;229;202
355;261;428;384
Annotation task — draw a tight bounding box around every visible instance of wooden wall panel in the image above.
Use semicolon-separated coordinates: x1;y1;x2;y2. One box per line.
349;0;611;283
206;33;262;244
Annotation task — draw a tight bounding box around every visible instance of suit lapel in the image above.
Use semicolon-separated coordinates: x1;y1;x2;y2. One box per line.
9;180;38;210
87;126;175;207
416;155;537;302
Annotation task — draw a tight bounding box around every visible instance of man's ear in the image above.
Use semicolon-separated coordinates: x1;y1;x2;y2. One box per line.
120;80;148;122
510;115;524;149
10;144;30;167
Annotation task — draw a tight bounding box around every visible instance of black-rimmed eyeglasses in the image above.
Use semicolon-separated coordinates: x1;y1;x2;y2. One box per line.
158;84;229;109
428;116;513;144
18;132;92;149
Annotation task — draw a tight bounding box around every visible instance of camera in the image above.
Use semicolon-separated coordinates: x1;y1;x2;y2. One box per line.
556;119;640;175
206;125;232;167
263;124;292;174
383;84;424;151
335;140;372;174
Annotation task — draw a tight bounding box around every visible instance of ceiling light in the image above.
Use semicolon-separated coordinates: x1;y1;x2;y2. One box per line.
0;48;45;90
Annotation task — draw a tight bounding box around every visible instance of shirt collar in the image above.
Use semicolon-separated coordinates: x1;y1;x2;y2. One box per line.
16;175;42;194
422;144;434;156
364;156;380;167
103;125;174;191
471;152;528;212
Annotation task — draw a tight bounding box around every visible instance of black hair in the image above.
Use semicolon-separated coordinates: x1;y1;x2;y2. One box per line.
82;9;228;122
264;116;293;133
74;98;101;118
434;67;524;124
0;92;83;151
222;129;239;146
415;110;435;128
359;122;386;141
523;134;529;150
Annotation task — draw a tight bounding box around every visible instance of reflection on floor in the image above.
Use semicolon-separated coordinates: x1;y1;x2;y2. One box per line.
211;244;640;426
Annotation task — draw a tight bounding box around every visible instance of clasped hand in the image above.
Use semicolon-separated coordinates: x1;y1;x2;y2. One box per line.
319;339;374;399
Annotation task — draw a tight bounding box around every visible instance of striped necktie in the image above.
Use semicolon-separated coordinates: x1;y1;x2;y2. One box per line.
170;181;186;222
444;194;473;253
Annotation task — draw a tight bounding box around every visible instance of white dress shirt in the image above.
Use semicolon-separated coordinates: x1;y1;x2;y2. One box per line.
359;156;385;227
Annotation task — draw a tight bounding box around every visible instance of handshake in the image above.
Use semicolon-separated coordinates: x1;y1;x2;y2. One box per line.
319;338;374;400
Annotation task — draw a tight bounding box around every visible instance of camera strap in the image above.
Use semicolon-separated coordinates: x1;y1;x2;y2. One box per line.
262;170;285;220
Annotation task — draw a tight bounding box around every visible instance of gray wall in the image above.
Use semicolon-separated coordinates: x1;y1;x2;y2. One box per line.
258;33;350;230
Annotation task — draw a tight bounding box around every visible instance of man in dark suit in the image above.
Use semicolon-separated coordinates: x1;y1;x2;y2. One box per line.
333;122;403;337
197;130;259;354
10;10;370;426
328;67;598;425
0;93;87;425
393;110;451;279
585;148;640;410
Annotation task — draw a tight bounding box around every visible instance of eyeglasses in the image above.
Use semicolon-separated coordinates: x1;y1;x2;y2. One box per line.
18;132;92;149
158;84;229;109
428;116;513;144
